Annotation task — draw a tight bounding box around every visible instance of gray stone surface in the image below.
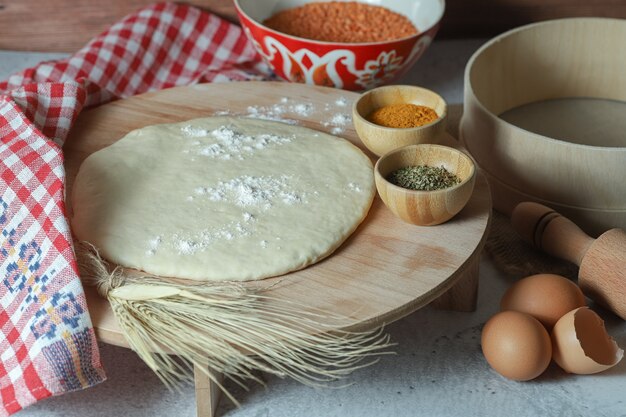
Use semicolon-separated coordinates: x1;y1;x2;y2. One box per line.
3;39;625;417
0;51;69;80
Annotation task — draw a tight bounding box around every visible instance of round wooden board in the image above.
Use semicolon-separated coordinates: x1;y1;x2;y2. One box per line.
64;82;492;348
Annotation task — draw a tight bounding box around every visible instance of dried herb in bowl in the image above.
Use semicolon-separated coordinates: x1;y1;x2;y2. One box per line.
388;165;461;191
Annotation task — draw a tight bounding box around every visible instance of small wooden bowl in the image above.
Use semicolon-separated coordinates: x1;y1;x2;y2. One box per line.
374;144;476;226
353;85;447;157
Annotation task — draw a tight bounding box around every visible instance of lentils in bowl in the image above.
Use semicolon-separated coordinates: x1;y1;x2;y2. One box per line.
234;0;445;90
263;2;419;43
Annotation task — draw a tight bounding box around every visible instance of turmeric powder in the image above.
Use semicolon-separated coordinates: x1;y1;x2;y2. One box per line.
367;103;438;128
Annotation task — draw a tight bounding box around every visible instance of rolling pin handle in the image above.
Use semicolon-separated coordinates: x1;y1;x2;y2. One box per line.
511;202;594;266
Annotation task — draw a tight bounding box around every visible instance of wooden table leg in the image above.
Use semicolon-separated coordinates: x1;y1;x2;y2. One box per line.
193;365;223;417
430;255;479;312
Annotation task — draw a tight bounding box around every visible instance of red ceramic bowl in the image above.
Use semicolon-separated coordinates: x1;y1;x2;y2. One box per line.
234;0;445;91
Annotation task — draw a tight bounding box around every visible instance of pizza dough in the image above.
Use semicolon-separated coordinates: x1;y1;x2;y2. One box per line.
71;117;374;281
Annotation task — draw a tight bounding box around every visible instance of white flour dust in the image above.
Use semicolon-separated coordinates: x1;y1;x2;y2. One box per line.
323;112;351;135
180;125;293;160
193;175;306;210
146;236;162;256
171;219;252;256
348;182;362;193
181;125;209;137
163;175;308;255
335;97;348;107
210;96;353;134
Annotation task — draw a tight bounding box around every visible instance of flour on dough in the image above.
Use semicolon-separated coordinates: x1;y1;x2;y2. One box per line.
71;117;374;281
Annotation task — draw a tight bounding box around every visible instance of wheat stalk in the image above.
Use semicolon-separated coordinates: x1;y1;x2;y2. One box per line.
76;242;392;406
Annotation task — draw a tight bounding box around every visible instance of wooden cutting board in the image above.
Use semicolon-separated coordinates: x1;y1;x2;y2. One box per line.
64;81;491;347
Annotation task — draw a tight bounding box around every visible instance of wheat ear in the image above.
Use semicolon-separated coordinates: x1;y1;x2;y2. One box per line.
76;242;393;406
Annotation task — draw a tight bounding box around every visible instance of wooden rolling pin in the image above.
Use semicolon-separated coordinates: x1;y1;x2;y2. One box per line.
511;202;626;320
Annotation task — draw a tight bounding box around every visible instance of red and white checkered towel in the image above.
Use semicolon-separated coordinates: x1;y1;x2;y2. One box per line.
0;3;267;415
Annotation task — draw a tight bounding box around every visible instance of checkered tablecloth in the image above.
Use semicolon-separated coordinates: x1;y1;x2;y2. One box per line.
0;3;267;415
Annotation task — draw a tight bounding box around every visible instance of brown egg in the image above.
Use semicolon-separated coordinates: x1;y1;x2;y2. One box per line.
501;273;586;329
552;307;623;374
481;311;552;381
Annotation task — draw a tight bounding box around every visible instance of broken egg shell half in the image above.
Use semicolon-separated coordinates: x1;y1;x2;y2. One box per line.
551;307;624;374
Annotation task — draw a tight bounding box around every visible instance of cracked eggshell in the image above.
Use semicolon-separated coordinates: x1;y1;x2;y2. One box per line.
551;307;624;374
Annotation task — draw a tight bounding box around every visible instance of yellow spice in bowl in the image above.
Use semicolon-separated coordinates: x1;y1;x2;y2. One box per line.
368;103;438;128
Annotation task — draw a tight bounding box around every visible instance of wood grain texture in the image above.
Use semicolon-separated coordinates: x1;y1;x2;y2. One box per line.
580;229;626;320
475;166;626;236
511;202;626;320
429;256;479;311
194;366;222;417
1;0;625;52
511;202;594;265
0;0;238;52
65;82;491;348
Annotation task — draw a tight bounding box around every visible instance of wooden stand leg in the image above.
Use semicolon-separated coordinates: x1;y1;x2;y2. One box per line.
430;256;479;312
193;365;223;417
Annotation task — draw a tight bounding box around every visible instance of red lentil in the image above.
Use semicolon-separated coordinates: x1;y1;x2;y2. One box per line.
263;1;418;43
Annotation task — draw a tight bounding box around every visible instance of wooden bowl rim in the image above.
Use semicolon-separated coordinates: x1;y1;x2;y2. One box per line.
353;84;448;132
464;17;626;153
374;143;476;196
